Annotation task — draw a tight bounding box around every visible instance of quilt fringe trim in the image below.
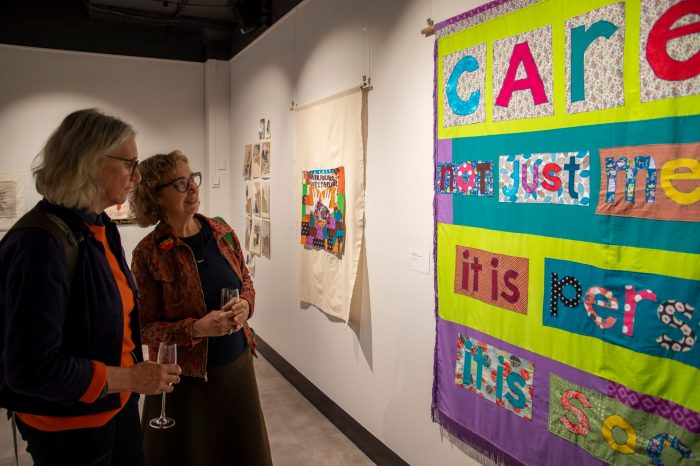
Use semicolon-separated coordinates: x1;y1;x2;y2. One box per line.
432;408;526;466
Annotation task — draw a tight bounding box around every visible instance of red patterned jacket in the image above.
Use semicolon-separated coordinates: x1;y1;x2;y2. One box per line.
131;214;256;378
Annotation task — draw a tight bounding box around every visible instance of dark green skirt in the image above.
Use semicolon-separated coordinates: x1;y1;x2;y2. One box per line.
142;350;272;466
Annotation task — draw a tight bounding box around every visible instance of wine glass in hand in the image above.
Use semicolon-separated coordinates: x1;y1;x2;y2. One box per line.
220;287;239;309
220;288;239;336
149;342;177;429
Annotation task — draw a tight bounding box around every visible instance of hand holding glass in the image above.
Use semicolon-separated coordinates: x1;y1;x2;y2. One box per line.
149;342;177;429
220;287;239;309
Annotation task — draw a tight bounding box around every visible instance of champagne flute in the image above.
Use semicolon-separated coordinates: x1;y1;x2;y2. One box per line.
220;287;239;309
220;288;239;336
149;342;177;429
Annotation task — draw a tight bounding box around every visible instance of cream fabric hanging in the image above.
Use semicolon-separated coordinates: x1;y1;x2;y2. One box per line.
293;86;365;321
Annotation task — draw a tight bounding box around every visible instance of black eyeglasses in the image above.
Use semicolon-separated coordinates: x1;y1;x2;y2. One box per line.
155;172;202;193
106;155;140;176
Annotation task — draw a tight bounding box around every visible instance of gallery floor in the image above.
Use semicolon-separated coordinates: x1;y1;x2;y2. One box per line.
0;355;373;466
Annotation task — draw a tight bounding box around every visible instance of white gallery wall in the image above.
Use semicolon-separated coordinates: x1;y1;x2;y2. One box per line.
227;0;489;465
0;44;206;252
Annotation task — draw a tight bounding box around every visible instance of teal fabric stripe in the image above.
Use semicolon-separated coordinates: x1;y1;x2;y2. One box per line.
451;115;700;254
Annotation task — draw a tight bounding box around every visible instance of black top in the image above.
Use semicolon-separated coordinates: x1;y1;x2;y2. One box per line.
181;221;246;367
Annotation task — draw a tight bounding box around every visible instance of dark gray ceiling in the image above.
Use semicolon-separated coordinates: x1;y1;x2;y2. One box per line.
0;0;303;62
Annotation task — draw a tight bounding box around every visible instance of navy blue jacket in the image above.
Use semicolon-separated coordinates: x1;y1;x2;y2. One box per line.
0;200;143;416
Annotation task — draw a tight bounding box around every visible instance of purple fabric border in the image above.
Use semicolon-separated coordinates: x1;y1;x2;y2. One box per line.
436;139;453;224
435;318;609;466
432;38;440;418
608;381;700;434
435;0;517;31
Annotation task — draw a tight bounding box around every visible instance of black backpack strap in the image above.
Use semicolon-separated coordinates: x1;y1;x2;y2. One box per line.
1;211;81;455
3;209;81;281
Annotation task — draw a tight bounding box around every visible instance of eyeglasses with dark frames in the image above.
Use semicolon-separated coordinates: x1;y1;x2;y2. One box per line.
155;172;202;193
106;155;140;176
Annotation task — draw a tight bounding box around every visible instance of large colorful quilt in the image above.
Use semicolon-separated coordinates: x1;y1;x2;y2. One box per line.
431;1;700;465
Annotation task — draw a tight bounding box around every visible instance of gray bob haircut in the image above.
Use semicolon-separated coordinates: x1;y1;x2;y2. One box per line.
33;108;135;209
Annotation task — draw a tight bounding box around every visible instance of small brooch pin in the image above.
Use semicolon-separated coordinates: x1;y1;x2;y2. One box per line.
158;237;175;253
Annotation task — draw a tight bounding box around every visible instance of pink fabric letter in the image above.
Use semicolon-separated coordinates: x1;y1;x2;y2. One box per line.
496;41;548;107
623;286;656;337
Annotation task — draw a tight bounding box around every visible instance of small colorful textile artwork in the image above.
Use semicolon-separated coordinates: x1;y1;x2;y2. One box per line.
455;334;534;420
300;167;345;257
433;1;700;465
498;152;590;205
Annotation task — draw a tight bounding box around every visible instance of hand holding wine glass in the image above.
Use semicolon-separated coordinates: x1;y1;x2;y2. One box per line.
149;342;177;429
220;287;239;309
220;288;239;336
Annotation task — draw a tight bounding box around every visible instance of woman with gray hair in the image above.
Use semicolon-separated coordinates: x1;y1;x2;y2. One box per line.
130;150;271;466
0;108;180;465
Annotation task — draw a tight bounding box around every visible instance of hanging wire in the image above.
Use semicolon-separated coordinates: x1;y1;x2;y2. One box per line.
421;0;435;37
362;0;371;87
290;6;298;110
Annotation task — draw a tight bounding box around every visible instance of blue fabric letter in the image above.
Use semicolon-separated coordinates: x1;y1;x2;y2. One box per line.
447;55;481;115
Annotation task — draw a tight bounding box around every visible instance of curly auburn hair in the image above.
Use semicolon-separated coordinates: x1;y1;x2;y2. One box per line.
129;150;189;227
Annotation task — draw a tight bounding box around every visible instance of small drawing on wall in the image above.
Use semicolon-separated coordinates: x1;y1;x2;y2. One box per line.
260;181;270;218
261;220;271;258
0;181;17;219
0;171;25;231
259;118;266;140
265;119;271;139
245;216;252;252
253;181;262;216
105;200;136;224
261;142;271;178
245;251;256;276
252;143;262;178
243;144;252;179
251;217;262;255
245;181;254;215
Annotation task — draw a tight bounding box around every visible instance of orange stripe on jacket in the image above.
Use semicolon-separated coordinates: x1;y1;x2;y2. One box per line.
17;225;136;431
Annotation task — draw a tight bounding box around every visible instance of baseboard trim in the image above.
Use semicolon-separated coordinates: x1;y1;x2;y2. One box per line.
255;336;409;466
